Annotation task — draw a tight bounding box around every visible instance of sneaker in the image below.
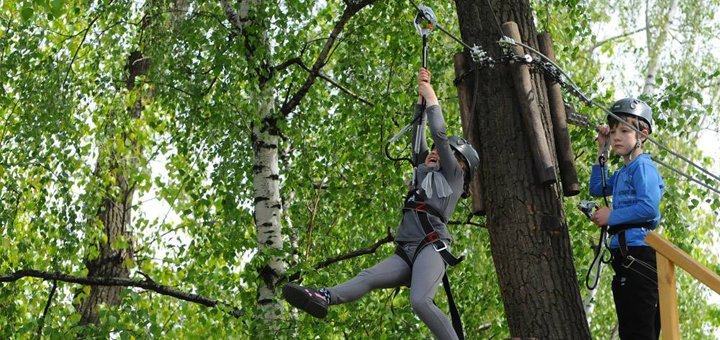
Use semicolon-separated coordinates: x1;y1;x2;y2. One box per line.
282;283;328;318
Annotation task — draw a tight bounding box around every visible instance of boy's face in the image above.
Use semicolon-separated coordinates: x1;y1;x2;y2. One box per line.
609;123;646;154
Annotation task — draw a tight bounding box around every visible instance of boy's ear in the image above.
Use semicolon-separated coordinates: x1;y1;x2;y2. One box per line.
639;129;650;143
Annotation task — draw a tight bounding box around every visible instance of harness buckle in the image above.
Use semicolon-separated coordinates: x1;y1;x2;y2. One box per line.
432;240;448;252
415;201;427;212
622;255;636;269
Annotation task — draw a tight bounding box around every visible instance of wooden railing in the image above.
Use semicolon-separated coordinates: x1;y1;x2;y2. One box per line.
644;231;720;340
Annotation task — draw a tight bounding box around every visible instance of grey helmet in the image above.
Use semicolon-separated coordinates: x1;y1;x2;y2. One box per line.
609;97;653;133
448;136;480;179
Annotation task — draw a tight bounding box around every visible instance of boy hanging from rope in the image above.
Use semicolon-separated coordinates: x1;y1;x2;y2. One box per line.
590;98;665;339
282;68;479;340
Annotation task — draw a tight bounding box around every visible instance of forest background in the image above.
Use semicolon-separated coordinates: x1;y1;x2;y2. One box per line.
1;0;719;338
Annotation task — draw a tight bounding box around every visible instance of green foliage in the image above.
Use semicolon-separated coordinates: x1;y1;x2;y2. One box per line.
1;0;718;338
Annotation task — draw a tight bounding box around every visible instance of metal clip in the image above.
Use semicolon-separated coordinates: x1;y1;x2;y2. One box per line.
498;36;515;46
470;45;489;64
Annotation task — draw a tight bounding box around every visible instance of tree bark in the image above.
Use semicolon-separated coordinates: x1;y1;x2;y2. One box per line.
454;0;590;338
77;50;149;325
253;98;286;321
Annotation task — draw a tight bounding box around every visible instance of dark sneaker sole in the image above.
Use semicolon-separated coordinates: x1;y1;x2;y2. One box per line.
282;283;328;319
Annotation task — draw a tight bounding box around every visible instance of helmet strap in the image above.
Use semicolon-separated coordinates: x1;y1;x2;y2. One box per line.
625;121;644;162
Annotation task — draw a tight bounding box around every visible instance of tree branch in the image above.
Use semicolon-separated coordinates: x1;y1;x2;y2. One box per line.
62;5;109;87
280;0;378;116
274;57;374;106
448;213;487;228
288;228;394;282
587;26;650;54
36;280;57;338
0;269;244;317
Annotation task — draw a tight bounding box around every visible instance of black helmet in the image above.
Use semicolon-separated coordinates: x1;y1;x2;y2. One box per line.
448;136;479;179
609;97;653;133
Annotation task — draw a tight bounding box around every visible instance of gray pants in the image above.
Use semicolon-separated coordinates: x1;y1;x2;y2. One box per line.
326;242;458;340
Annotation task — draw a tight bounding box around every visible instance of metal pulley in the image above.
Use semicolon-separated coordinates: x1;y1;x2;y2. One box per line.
412;2;437;38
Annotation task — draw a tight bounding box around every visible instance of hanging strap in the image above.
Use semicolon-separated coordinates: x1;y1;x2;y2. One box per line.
585;225;608;290
443;274;463;340
585;148;612;290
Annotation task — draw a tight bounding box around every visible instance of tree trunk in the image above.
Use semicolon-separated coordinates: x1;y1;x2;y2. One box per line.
77;51;150;325
454;0;590;338
643;0;678;96
253;98;286;322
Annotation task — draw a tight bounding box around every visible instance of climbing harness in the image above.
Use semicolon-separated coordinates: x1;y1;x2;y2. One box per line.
396;189;465;340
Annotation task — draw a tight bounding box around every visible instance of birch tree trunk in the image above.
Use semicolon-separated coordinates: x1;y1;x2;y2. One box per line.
643;0;678;96
253;99;286;321
221;0;285;324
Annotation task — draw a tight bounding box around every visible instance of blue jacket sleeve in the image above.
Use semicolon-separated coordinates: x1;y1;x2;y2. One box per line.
589;164;614;197
607;163;663;226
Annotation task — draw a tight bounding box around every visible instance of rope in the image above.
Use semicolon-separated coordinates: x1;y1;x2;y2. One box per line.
497;38;720;195
402;1;720;196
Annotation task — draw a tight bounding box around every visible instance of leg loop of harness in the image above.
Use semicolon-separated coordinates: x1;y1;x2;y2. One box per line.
396;201;465;340
613;231;658;285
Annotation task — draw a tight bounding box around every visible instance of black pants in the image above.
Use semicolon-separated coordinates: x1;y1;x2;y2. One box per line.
610;246;661;340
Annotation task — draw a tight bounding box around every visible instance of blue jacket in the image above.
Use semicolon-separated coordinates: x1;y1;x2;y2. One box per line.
590;154;664;248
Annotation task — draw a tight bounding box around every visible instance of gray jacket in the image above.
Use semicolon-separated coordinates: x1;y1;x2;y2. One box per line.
394;104;464;242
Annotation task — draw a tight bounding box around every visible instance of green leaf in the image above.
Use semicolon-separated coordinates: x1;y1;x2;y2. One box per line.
20;7;34;21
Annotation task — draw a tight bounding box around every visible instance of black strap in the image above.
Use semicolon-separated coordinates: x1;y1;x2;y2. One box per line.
612;231;658;284
585;225;608;290
411;207;463;266
403;197;448;224
608;224;645;235
618;230;629;257
443;274;464;340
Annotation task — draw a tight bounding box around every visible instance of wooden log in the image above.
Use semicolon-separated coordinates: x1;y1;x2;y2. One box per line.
537;33;580;197
656;254;680;340
453;52;485;215
501;22;556;185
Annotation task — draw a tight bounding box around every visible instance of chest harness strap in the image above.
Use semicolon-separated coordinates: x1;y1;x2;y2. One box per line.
395;194;465;340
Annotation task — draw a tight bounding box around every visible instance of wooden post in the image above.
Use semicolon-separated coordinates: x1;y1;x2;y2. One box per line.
645;231;720;339
656;254;680;340
501;22;556;185
537;33;580;196
453;52;485;215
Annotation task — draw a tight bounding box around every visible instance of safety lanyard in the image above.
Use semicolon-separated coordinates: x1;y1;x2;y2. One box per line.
585;143;611;290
